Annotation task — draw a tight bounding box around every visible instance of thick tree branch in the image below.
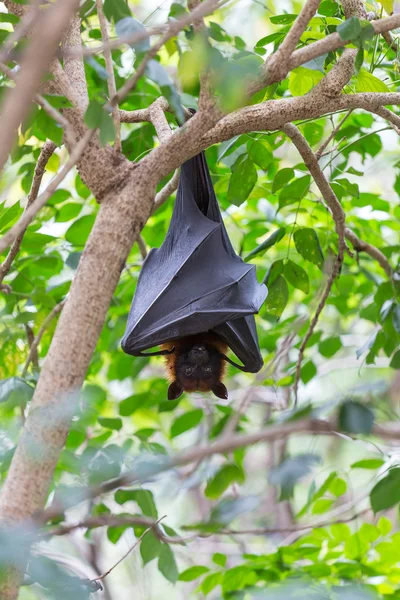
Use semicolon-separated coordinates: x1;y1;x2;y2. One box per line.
0;141;56;284
266;0;321;83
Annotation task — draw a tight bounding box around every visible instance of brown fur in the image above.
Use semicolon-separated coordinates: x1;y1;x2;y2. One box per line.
161;333;228;397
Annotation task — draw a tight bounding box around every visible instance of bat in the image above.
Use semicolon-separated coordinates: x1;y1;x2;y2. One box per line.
121;150;268;399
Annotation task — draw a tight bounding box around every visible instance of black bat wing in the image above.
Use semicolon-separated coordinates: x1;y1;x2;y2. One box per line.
122;152;267;372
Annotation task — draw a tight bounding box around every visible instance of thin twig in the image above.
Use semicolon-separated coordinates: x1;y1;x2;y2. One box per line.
91;515;166;582
0;130;94;255
282;123;350;256
0;141;56;284
371;106;400;135
136;235;147;259
0;62;76;148
96;0;121;153
152;169;179;213
293;254;343;405
345;227;392;278
315;110;352;159
112;0;221;106
21;299;66;378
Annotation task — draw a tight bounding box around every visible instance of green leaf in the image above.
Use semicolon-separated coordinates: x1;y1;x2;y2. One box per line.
356;69;390;93
212;553;227;567
0;377;33;404
98;417;123;431
318;1;339;17
279;175;311;208
209;495;259;525
65;215;96;246
158;544;178;583
370;468;400;513
355;47;364;74
289;67;324;96
318;336;342;358
115;489;158;518
227;157;257;206
351;459;385;469
179;566;210;581
380;0;394;14
263;259;284;285
284;259;309;293
0;201;23;233
272;168;294;193
300;360;317;384
244;227;286;262
103;0;131;22
293;228;324;268
140;530;162;564
248;141;271;170
75;174;90;199
205;464;245;499
56;203;82;222
329;476;347;497
99;112;115;146
84;99;104;128
170;409;203;438
390;349;400;369
36;109;63;145
339;400;374;434
264;275;288;318
269;454;321;500
115;16;150;51
337;16;362;41
270;14;297;24
303;122;324;146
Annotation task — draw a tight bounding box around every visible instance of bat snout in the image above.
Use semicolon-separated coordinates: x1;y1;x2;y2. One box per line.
189;344;209;363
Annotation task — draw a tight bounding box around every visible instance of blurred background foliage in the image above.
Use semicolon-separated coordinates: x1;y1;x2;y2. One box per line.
2;0;400;598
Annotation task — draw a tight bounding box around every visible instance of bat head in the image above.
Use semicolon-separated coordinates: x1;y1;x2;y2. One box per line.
166;338;228;400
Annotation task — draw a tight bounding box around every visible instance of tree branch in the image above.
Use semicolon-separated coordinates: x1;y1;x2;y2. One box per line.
21;300;66;378
315;110;352;159
0;130;94;256
91;516;166;582
96;0;121;152
0;141;56;285
38;415;400;524
345;227;392;278
112;0;222;106
281;124;348;405
266;0;321;83
0;0;80;173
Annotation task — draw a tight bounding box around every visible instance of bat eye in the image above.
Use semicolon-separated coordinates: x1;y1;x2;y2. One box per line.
185;366;194;376
204;366;212;375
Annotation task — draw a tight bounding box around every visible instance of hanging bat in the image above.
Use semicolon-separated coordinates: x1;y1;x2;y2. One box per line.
121;151;268;400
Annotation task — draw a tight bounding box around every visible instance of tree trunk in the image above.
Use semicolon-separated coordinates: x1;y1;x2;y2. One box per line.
0;167;155;599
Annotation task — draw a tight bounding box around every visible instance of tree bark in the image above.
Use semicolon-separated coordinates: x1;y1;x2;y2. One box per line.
0;166;155;599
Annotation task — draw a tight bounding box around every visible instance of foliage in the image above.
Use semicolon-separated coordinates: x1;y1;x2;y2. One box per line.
1;0;400;598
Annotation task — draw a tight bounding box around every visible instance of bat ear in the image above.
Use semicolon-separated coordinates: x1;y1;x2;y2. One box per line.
168;381;183;401
212;382;228;400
